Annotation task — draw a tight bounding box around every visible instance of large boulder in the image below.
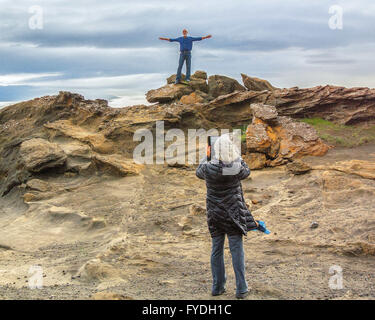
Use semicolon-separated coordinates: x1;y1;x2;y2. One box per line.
188;79;209;93
245;103;330;168
192;70;207;80
208;75;246;99
166;73;187;84
147;71;209;103
247;123;281;159
146;84;194;103
286;159;312;175
243;152;267;170
166;70;207;84
19;138;67;173
241;74;277;91
179;91;208;104
166;73;208;93
250;103;278;122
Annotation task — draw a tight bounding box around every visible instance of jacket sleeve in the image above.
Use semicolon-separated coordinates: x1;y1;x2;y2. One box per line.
169;37;179;42
246;216;258;231
191;37;203;41
242;184;258;231
196;158;207;180
237;158;251;180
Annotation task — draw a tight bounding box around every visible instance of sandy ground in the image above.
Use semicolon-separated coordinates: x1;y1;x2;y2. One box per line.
0;143;375;300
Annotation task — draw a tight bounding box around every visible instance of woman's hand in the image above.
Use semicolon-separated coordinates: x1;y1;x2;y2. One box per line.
256;220;271;234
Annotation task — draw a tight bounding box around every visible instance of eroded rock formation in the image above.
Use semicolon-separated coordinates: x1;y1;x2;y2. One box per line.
146;72;375;126
1;73;375;300
241;73;277;91
1;72;375;196
0;91;142;196
245;103;330;169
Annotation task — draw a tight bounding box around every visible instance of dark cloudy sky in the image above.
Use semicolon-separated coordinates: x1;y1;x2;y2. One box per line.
0;0;374;107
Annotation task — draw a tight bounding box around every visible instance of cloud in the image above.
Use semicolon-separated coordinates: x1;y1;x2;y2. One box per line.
0;73;62;86
109;95;154;108
1;0;375;105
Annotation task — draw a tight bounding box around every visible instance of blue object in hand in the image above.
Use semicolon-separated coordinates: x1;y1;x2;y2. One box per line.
255;220;271;234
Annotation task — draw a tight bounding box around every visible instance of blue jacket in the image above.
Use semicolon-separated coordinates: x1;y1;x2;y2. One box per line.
169;36;203;51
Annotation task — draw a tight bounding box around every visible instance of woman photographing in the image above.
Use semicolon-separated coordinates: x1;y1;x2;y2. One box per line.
196;134;270;299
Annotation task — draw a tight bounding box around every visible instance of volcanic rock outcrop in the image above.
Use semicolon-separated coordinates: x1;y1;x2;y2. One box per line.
146;71;209;104
241;73;277;91
244;103;330;169
1;72;375;300
202;84;375;126
0;92;142;196
1;72;375;196
147;72;375;126
146;71;246;104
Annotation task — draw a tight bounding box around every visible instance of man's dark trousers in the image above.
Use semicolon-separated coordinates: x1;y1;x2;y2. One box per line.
176;50;191;83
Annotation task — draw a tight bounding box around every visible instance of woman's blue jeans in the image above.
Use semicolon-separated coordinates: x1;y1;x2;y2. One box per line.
211;233;248;295
176;51;191;82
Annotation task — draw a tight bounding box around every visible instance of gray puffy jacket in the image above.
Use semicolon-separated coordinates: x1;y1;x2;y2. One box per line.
196;158;258;238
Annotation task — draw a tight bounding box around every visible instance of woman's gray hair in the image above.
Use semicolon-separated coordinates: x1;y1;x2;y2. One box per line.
213;133;241;163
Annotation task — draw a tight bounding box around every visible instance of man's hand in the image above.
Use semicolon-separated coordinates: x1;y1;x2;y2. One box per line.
159;37;170;41
203;35;212;40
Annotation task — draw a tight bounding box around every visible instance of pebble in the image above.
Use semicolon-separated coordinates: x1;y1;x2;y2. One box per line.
310;222;319;229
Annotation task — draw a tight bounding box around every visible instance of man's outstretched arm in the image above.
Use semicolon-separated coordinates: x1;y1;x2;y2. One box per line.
159;37;180;42
191;35;212;41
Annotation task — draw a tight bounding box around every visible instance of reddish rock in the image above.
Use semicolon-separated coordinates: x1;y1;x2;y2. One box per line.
243;152;267;170
146;84;194;103
246;103;330;168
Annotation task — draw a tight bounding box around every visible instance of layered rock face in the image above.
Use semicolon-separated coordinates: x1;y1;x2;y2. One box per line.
147;72;375;126
244;103;330;169
146;71;209;104
241;73;277;91
146;71;246;104
0;91;143;196
203;85;375;126
1;73;375;300
1;72;375;196
19;138;67;173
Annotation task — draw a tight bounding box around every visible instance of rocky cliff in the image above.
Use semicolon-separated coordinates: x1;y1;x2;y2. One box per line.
2;72;374;196
147;72;375;126
1;73;375;300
